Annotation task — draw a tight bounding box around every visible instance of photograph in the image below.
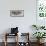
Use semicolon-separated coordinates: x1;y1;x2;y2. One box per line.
10;10;24;17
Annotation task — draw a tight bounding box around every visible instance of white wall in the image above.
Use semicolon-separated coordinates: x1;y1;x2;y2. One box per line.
0;0;36;42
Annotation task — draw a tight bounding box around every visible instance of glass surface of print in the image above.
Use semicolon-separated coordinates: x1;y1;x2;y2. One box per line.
37;0;46;18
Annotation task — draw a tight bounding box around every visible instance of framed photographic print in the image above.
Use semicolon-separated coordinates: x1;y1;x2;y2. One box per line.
10;10;24;17
37;0;46;18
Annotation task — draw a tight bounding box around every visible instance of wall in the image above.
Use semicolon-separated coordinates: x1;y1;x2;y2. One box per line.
0;0;36;42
